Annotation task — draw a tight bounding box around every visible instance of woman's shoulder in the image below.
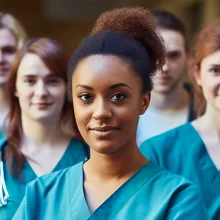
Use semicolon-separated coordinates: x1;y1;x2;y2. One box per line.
27;162;83;195
68;138;88;151
150;165;205;205
68;138;89;159
142;162;199;193
156;170;208;219
139;163;208;219
150;122;197;143
69;137;83;144
139;123;203;165
153;166;196;189
140;123;201;150
147;162;193;185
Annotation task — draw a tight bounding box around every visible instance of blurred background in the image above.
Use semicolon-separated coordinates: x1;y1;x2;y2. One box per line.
1;0;220;54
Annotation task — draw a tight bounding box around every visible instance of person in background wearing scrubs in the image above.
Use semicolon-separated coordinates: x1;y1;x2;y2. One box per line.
13;8;208;220
140;19;220;219
0;13;27;136
0;38;88;220
137;11;196;146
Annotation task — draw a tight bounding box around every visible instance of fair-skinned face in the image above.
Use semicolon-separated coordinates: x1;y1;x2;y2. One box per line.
194;50;220;112
15;53;66;123
0;28;17;86
72;55;150;154
153;29;186;94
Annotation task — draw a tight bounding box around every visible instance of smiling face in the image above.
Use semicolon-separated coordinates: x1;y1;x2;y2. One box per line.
0;28;17;86
194;50;220;112
72;55;150;154
16;53;66;123
153;29;186;94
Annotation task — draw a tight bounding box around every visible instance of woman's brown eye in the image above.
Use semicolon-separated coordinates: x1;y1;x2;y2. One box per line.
111;93;126;101
24;78;35;85
79;94;93;102
210;68;220;75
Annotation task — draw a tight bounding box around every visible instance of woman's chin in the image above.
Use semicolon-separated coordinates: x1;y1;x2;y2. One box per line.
90;141;120;155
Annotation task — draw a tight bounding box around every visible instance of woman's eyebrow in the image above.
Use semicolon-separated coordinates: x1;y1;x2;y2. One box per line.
109;83;132;90
76;84;93;90
209;64;220;67
75;83;132;90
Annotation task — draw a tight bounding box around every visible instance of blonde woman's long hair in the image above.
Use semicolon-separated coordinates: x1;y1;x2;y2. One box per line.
0;13;28;48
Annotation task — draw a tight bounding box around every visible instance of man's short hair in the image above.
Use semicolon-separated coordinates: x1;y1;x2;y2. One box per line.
152;10;186;39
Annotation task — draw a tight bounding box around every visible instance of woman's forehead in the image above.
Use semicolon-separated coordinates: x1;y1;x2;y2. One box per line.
17;53;50;77
72;55;139;86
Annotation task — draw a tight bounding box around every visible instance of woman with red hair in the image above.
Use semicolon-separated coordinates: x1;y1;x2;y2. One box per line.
0;38;88;219
141;19;220;219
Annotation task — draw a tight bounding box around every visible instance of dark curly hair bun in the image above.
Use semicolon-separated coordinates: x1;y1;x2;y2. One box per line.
92;7;165;74
68;7;165;99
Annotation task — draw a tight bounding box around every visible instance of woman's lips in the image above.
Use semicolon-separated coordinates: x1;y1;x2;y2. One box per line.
90;126;119;138
0;67;9;76
32;103;53;109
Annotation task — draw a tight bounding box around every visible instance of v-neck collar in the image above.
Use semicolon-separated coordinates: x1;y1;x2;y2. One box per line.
185;123;220;184
69;162;90;219
23;139;73;181
69;161;162;220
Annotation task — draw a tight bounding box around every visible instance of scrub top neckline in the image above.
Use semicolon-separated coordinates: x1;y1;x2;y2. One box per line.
23;138;73;179
70;161;162;219
186;122;220;174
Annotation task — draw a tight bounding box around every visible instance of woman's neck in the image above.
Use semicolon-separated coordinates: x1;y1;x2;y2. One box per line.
0;86;8;112
84;140;148;182
151;83;189;112
21;115;68;148
0;86;9;131
195;105;220;140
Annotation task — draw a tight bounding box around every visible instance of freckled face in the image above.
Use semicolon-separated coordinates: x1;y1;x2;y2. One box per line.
72;55;150;154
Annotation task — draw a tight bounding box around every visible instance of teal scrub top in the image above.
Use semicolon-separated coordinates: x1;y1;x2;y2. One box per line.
140;122;220;220
13;161;208;220
0;130;4;139
0;138;89;220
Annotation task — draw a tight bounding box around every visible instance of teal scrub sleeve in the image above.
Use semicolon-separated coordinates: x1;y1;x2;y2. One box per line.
166;183;209;220
140;139;160;163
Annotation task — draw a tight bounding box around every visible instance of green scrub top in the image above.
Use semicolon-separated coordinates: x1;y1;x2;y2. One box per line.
13;161;208;220
0;138;89;220
140;122;220;220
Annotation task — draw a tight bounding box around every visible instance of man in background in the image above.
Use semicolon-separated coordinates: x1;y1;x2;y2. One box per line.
137;10;196;146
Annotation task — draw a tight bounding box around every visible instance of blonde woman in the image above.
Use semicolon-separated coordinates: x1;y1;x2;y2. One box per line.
0;13;27;134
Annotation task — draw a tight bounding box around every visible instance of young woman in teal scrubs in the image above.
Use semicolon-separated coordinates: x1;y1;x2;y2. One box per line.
0;38;88;220
140;19;220;219
13;8;208;220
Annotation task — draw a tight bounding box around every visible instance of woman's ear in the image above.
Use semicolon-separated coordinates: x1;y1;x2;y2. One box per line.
193;65;201;86
140;93;151;115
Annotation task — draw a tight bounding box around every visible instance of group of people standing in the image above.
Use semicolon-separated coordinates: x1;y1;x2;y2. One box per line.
0;6;219;220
